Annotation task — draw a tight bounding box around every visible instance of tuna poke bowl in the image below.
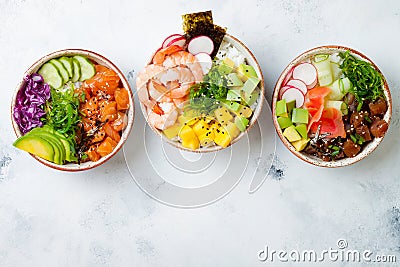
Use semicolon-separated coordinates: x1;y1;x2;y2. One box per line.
136;11;264;152
272;46;391;167
11;49;134;171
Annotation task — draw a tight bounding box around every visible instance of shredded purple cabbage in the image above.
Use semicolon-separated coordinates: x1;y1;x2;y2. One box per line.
13;73;51;134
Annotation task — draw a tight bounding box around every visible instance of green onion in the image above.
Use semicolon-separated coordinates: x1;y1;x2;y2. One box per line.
364;115;372;123
331;150;340;157
350;134;357;143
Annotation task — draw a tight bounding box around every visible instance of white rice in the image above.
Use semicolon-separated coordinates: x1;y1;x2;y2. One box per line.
215;41;246;66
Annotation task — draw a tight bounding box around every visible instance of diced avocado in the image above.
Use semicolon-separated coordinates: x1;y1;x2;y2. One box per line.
179;125;199;150
237;105;252;118
226;90;241;101
237;64;258;82
292;138;310;151
163;123;183;139
235;116;249;132
13;135;54;162
214;127;231;148
286;100;296;116
214;107;233;124
192;119;209;137
221;100;240;112
222;121;241;140
283;125;301;142
295;124;308;139
226;73;243;87
242;77;260;95
275;99;288;117
218;58;235;75
277;117;292;129
292;108;309;124
242;89;259;106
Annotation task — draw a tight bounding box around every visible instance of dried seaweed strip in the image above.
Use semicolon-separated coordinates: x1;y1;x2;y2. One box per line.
209;24;227;57
182;11;213;34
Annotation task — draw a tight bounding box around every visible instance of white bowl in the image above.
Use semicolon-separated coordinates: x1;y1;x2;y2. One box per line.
11;49;135;171
272;45;392;167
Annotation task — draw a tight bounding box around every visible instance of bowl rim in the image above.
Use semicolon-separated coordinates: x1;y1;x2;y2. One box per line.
271;45;392;167
11;48;135;171
138;33;265;153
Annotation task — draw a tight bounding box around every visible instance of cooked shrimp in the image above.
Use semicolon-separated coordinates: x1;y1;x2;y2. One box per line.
148;79;170;101
162;51;203;82
147;102;178;130
153;45;183;65
136;64;165;109
156;66;195;99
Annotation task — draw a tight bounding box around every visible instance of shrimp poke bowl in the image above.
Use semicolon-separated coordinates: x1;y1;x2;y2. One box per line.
272;46;391;167
136;11;264;152
11;49;134;171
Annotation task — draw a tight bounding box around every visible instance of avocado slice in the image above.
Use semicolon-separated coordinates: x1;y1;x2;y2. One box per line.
276;99;288;117
27;128;65;164
292;108;309;124
295;124;308;139
41;125;74;162
235;116;249;132
237;64;258;82
283;125;301;142
277;116;292;129
13;135;54;162
221;100;240;112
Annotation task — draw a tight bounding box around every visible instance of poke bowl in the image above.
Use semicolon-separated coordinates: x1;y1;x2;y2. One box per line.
272;45;391;167
11;49;134;171
136;11;264;153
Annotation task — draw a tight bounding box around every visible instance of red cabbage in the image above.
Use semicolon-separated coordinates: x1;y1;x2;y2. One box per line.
13;73;51;134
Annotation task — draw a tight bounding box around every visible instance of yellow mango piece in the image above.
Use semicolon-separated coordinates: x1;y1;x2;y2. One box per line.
182;138;200;150
214;127;231;148
222;121;240;140
178;115;199;126
199;130;215;147
192;119;209;137
236;105;253;118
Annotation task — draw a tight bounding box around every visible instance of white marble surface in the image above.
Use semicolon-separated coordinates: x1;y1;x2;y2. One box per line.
1;0;400;266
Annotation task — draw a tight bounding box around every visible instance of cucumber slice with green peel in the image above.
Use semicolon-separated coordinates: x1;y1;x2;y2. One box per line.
49;59;69;83
38;62;63;89
59;56;74;78
71;58;81;82
73;55;95;81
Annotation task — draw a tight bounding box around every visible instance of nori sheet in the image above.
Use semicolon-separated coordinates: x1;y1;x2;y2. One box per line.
182;11;226;58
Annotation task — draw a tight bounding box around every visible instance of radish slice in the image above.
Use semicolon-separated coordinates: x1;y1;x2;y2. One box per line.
281;88;305;108
195;52;212;74
162;34;184;48
279;85;296;99
286;79;307;95
188;36;214;55
282;67;294;85
167;36;186;48
292;62;317;89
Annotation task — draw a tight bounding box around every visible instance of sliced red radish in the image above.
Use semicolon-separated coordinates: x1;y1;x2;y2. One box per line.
188;36;214;55
195;52;212;74
279;85;296;99
167;36;186;48
162;34;184;48
282;67;294;85
292;62;317;89
286;79;307;95
281;88;305;108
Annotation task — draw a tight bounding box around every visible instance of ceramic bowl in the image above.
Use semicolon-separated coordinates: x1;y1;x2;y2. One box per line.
272;45;392;167
11;49;135;171
139;33;265;153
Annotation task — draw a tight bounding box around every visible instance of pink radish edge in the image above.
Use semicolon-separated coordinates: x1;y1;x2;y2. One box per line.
279;85;296;99
286;79;308;95
281;88;305;108
292;62;317;89
282;67;294;86
167;36;186;48
162;34;184;48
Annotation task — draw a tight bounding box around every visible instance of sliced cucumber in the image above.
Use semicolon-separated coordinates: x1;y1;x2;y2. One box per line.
73;55;95;81
71;58;81;82
59;56;74;78
38;62;63;89
49;59;69;83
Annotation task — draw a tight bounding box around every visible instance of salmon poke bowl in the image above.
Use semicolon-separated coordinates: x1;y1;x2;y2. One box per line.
11;49;134;171
272;46;391;167
136;11;264;152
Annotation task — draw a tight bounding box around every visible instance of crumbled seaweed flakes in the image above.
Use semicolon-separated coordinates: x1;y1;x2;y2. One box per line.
182;11;227;57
